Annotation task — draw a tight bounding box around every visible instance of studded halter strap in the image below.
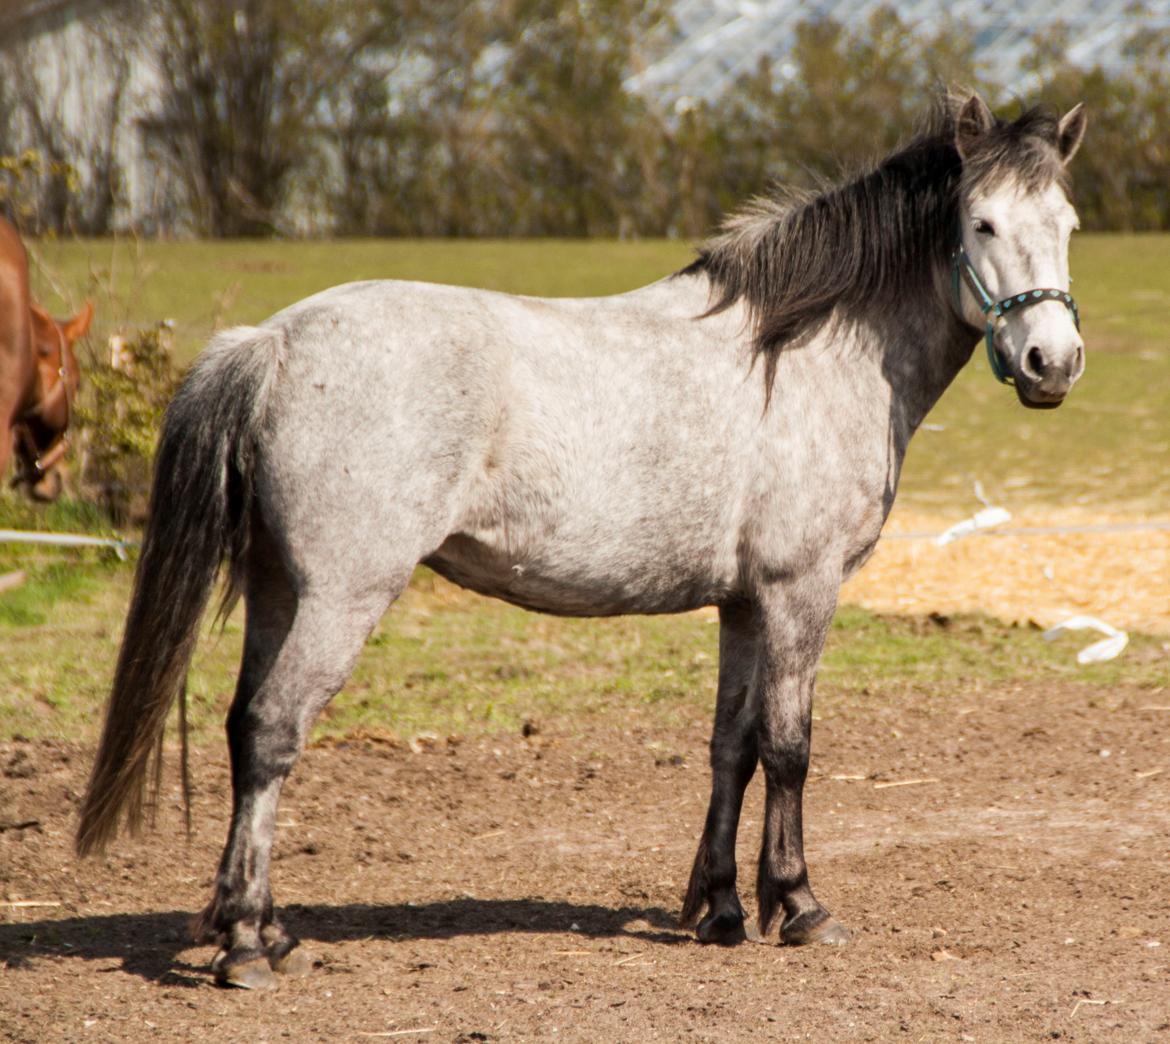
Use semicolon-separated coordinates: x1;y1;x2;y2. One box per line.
951;244;1080;385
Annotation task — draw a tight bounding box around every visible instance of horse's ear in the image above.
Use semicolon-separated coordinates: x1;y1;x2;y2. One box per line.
29;303;53;334
64;300;94;341
1057;103;1087;165
955;93;994;161
28;304;55;356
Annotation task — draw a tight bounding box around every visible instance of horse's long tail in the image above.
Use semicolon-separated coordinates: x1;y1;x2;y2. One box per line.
76;326;283;857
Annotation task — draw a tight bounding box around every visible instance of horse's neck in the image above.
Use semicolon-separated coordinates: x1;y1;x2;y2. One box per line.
879;293;981;441
628;269;977;443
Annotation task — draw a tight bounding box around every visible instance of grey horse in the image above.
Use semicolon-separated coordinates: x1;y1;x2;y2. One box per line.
77;93;1087;988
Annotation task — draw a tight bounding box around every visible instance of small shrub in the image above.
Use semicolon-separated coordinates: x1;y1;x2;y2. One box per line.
73;323;181;525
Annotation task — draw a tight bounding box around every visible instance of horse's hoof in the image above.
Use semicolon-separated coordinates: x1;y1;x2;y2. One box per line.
270;946;314;977
696;909;748;946
213;952;278;990
780;911;850;947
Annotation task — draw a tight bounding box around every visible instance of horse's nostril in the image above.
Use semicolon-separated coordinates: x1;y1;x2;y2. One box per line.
1025;346;1046;377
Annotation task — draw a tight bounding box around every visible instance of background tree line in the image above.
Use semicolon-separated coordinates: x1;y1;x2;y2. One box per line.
1;0;1167;238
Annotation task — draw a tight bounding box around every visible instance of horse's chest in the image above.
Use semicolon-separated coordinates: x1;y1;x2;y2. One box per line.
842;514;884;579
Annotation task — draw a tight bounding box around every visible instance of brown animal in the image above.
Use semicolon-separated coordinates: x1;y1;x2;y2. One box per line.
0;215;91;500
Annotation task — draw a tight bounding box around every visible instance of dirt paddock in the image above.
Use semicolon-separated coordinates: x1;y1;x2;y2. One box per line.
1;680;1168;1042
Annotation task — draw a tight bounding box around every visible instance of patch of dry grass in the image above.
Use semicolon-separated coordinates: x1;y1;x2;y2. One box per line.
846;506;1170;636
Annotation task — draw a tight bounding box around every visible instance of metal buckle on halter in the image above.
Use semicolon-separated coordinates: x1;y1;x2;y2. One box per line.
951;245;1080;386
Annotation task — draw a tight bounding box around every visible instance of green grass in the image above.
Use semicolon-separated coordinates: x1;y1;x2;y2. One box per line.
2;235;1166;745
1;561;1165;746
0;560;110;628
0;494;128;598
27;237;696;363
25;233;1170;512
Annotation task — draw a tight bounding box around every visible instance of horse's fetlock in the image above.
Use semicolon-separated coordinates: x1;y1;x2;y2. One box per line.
704;858;738;894
261;920;297;957
771;861;809;897
696;903;748;945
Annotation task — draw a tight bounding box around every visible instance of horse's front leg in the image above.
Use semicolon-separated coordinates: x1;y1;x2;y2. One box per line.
755;585;849;946
681;601;761;943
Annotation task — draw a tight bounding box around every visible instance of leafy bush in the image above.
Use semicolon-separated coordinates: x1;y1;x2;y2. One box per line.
72;323;181;524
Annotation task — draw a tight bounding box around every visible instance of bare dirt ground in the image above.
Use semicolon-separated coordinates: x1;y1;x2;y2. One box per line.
2;681;1169;1043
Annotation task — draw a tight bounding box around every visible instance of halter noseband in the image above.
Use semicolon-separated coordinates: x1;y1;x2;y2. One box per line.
951;244;1080;385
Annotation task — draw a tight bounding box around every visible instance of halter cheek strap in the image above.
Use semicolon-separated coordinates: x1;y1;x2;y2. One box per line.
951;245;1080;385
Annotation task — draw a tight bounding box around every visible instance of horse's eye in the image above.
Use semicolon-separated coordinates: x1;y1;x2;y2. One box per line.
973;218;995;237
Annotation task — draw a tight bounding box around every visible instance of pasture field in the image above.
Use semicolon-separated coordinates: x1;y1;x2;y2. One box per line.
3;233;1165;742
1;237;1167;1040
24;233;1170;510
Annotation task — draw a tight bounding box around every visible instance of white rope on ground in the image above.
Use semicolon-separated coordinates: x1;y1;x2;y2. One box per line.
0;529;135;560
1043;616;1129;664
932;506;1012;545
882;486;1149;663
884;520;1170;540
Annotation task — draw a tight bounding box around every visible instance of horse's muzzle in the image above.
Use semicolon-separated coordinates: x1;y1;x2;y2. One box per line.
1005;336;1083;410
1014;381;1066;410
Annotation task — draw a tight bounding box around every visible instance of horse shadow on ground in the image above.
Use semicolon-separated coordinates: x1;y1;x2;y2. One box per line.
0;898;686;987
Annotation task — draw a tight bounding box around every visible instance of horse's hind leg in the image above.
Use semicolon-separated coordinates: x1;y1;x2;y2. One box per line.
681;601;760;944
196;532;410;988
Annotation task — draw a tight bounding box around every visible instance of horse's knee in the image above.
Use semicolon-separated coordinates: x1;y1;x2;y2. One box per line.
758;730;809;783
710;727;758;778
226;689;297;757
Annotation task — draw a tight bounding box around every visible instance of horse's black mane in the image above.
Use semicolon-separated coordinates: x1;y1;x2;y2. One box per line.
683;100;1070;390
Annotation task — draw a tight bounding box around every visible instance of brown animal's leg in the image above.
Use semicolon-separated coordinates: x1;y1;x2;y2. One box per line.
754;586;848;946
682;601;760;944
195;533;404;988
30;467;63;502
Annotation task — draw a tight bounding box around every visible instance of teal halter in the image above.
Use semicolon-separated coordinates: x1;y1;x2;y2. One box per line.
951;245;1080;385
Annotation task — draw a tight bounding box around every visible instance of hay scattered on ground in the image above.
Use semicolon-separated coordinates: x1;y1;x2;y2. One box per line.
843;507;1170;637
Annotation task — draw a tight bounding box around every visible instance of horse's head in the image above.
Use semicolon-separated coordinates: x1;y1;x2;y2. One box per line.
14;300;92;500
30;300;89;413
953;94;1087;409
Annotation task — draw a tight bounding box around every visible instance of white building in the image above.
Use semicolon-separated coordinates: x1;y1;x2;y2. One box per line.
2;0;1167;232
0;0;176;231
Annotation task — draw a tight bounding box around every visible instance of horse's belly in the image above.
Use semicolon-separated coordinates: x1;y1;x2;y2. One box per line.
424;529;733;617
